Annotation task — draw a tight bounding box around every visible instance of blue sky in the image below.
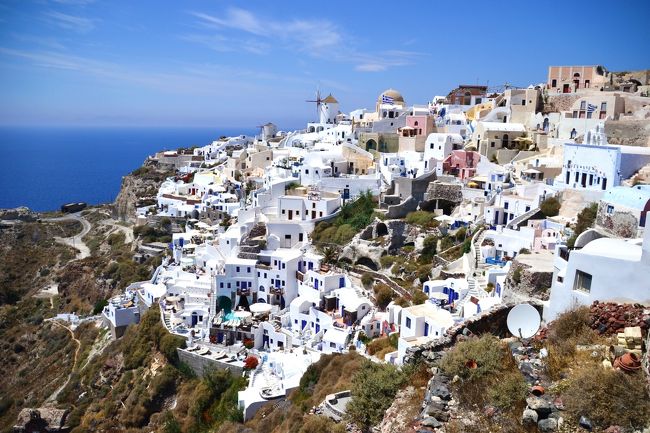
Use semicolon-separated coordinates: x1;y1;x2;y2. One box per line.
1;0;649;129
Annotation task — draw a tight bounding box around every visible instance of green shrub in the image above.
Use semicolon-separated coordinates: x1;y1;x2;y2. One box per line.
361;273;374;288
512;267;522;284
518;248;531;255
92;299;108;315
487;371;528;410
540;196;561;217
405;211;438;228
412;290;429;305
567;202;598;248
380;255;398;268
346;361;406;430
440;335;508;381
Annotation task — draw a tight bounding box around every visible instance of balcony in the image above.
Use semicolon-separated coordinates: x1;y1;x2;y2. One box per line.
296;271;305;282
269;287;284;295
237;287;251;296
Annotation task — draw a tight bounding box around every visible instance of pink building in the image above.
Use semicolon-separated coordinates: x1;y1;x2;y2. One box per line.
442;150;480;180
405;115;435;136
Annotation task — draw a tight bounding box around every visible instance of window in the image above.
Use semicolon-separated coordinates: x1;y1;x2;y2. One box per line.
600;102;607;111
580;101;586;110
299;233;303;242
330;342;336;348
236;267;240;272
551;79;557;87
573;270;592;293
405;317;412;329
606;205;614;214
521;99;526;106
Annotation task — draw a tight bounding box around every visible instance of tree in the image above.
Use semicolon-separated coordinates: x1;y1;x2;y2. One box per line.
567;202;598;248
540;196;561;217
412;290;429;305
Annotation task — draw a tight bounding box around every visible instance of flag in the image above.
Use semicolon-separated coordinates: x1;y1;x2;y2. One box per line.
587;103;597;113
381;94;394;104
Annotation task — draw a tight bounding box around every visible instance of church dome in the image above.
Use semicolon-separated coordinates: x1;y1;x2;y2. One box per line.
378;88;405;104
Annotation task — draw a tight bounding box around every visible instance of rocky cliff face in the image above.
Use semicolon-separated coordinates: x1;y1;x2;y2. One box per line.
113;165;173;221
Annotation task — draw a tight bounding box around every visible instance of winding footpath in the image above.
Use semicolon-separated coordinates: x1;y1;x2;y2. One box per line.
45;320;81;403
43;213;92;260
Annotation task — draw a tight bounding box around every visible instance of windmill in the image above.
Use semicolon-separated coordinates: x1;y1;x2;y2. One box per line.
305;87;323;123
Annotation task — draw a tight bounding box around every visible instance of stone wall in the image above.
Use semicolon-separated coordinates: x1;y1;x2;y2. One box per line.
177;348;244;377
596;203;640;238
404;303;543;365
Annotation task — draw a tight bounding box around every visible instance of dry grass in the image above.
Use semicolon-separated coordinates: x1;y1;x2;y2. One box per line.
562;367;650;430
544;306;602;380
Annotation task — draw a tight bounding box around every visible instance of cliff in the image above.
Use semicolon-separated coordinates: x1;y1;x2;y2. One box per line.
113;164;173;221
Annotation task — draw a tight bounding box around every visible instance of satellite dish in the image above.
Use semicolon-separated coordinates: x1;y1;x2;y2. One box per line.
507;304;541;339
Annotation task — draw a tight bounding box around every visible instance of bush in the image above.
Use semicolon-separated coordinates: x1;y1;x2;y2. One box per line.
421;235;438;260
563;368;650;430
487;370;528;410
379;255;398;268
92;299;108;315
405;211;438;228
346;361;406;430
374;284;394;310
545;306;598;379
518;248;531;255
540;196;561;217
412;290;429;305
511;267;522;284
440;335;509;381
361;273;374;288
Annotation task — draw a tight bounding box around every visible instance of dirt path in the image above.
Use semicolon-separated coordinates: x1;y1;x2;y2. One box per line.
100;218;135;246
45;320;81;403
44;213;92;259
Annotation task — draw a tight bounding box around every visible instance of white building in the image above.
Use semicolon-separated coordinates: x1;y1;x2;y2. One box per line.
555;123;650;191
396;303;454;364
102;291;140;338
544;228;650;321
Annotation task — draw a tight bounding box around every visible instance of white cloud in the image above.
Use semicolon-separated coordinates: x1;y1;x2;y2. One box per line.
44;11;95;33
187;8;420;72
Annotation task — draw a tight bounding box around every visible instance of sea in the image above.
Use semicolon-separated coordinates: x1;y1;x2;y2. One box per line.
0;126;256;212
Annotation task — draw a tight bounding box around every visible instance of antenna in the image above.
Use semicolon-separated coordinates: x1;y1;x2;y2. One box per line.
506;304;541;339
306;86;323;122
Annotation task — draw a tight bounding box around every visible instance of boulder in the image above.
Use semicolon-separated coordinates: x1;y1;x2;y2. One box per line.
429;383;451;401
526;396;553;417
538;418;558;432
522;408;538;426
421;417;443;429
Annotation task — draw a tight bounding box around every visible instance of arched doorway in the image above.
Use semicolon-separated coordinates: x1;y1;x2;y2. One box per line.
217;296;232;314
376;222;388;237
366;139;377;151
542;117;549;132
237;294;250;310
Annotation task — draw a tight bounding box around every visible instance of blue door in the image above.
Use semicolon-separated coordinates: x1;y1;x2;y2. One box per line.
424;323;429;337
316;324;320;333
301;320;307;329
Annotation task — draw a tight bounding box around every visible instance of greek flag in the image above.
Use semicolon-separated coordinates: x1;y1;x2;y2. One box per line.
381;94;394;104
587;103;597;113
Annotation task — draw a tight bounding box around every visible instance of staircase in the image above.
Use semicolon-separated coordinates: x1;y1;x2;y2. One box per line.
237;223;267;259
506;207;540;229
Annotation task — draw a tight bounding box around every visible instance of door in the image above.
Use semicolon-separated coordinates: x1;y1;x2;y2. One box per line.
288;210;293;220
563;84;570;93
301;320;307;330
311;210;316;219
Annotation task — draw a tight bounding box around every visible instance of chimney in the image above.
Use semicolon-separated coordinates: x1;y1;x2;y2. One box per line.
643;227;650;265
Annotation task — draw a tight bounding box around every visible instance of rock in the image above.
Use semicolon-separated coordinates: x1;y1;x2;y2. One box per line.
526;396;553;417
421;417;443;428
579;415;593;431
522;408;538;425
429;383;451;401
422;401;447;419
604;426;622;433
538;418;558;432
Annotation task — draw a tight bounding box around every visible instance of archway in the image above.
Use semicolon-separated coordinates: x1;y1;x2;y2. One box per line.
237;294;250;310
366;139;377;151
542;117;549;132
376;222;388;237
355;257;378;271
217;296;232;314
